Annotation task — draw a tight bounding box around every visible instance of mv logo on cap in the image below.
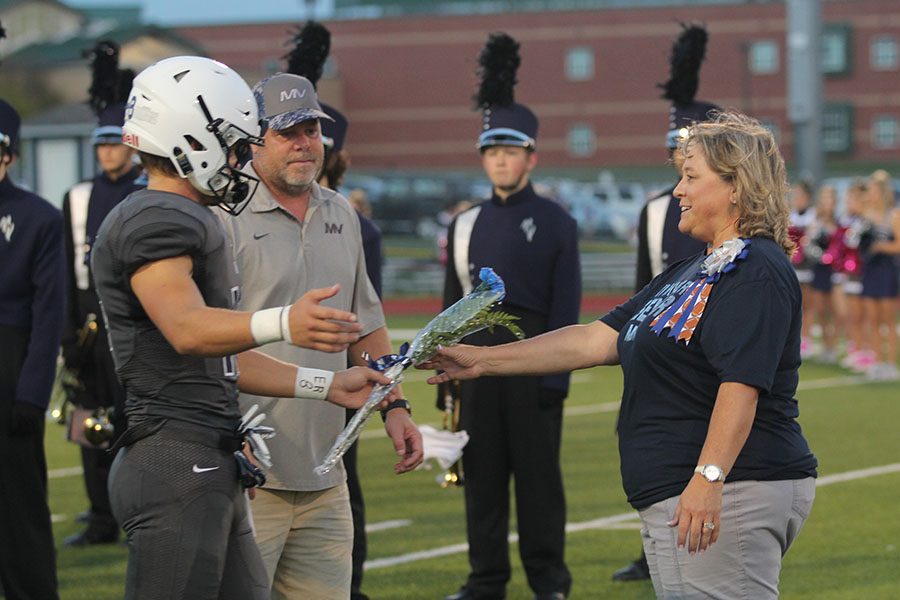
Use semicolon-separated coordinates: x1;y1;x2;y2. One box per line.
255;73;333;132
280;88;307;102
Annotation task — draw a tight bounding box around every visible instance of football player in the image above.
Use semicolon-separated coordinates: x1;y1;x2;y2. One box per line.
90;56;391;600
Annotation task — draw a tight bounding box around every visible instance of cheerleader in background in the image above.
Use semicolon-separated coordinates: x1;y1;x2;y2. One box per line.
860;170;900;381
839;179;875;372
789;180;816;356
805;185;844;362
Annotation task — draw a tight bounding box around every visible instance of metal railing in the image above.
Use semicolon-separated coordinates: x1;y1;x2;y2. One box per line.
382;252;637;296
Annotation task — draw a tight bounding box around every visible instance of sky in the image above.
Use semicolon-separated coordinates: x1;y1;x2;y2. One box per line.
66;0;333;26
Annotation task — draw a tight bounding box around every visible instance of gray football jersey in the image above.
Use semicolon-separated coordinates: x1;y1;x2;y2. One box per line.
91;190;241;434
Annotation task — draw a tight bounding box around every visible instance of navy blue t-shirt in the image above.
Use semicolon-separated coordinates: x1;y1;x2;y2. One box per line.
601;237;818;510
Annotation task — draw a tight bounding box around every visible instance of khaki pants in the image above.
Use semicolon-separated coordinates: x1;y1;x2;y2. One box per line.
251;484;353;600
639;478;815;600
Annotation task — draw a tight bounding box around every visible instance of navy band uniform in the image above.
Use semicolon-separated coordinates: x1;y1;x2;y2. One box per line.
0;97;64;600
442;33;579;600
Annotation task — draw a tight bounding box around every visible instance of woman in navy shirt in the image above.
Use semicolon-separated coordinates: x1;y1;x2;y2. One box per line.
425;111;817;600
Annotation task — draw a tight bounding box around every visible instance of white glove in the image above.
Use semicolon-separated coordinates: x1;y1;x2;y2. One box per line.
419;424;469;470
239;404;277;469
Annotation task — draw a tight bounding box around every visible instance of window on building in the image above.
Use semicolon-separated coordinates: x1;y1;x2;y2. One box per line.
870;36;899;71
566;47;594;81
822;24;851;75
822;103;853;154
567;124;596;157
871;115;900;149
748;40;779;74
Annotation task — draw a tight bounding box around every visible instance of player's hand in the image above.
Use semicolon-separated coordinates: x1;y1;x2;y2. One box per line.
420;344;485;384
327;366;393;409
241;445;262;500
384;410;424;474
287;285;362;352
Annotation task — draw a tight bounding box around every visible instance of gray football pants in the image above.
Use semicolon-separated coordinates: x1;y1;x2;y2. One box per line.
109;423;268;600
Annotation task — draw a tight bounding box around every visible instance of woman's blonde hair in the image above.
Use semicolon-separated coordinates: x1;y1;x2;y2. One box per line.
815;185;837;222
680;111;793;255
868;169;894;213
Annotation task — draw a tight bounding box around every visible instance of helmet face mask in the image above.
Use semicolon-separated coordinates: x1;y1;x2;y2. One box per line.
123;56;263;214
196;95;263;215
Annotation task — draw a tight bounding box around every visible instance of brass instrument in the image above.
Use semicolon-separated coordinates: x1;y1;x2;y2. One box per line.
49;314;100;438
439;380;465;488
83;407;114;447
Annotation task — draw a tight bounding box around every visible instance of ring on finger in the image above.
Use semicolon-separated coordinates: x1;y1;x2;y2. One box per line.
702;522;716;531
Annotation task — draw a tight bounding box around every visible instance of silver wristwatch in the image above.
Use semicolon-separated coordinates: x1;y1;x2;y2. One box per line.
694;464;725;483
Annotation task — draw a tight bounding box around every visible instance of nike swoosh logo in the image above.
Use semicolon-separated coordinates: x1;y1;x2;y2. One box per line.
192;464;220;473
253;233;270;240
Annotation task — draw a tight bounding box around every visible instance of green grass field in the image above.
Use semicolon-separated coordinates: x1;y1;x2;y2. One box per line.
40;316;900;599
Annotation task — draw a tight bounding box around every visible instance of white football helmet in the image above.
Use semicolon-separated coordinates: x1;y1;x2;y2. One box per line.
123;56;263;214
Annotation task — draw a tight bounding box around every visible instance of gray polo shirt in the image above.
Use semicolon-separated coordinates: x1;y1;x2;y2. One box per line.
217;164;385;491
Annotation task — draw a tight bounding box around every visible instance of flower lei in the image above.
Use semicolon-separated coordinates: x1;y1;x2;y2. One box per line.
649;238;751;344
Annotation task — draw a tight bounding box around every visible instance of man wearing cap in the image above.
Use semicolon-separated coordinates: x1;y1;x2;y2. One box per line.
280;20;383;597
441;33;579;600
0;98;64;599
60;100;144;548
216;72;422;599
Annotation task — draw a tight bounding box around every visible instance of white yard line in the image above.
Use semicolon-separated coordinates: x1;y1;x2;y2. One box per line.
366;519;413;533
816;463;900;486
48;466;83;479
796;375;869;391
365;462;900;570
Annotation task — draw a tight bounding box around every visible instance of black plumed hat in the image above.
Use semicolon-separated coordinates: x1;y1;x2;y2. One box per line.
284;21;348;152
85;40;134;144
659;23;720;149
0;99;21;157
0;22;20;155
474;32;537;151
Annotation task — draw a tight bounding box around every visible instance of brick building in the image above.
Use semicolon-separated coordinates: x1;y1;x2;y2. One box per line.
174;0;900;177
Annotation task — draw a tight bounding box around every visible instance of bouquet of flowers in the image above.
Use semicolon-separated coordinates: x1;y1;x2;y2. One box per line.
315;267;523;475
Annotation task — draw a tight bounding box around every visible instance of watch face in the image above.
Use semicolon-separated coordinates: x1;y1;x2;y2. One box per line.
703;465;723;482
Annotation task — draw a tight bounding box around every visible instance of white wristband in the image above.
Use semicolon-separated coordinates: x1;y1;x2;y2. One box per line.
280;305;294;345
250;307;284;345
294;367;334;400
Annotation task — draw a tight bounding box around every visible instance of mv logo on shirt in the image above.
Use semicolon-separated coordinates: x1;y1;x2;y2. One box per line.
325;222;343;234
0;214;14;242
520;217;536;242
